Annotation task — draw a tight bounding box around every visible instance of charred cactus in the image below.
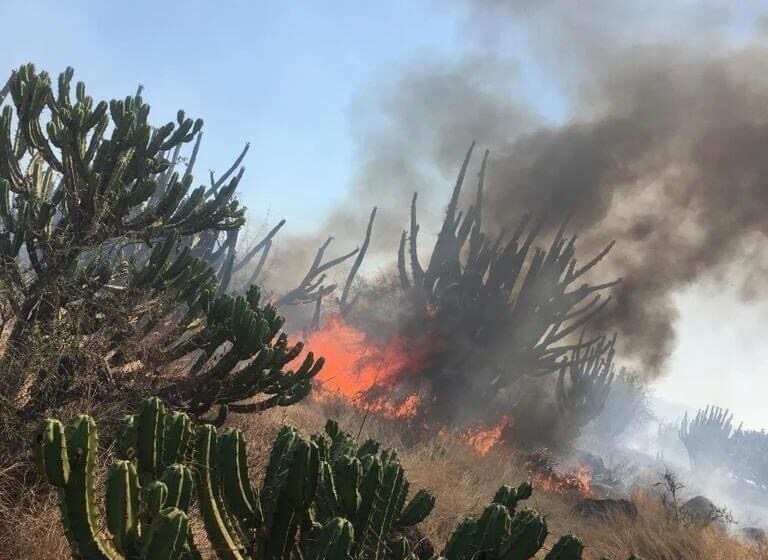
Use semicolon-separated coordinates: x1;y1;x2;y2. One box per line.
394;143;619;420
556;334;616;428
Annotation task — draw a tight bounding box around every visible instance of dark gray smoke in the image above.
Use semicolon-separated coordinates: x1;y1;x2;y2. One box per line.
306;1;768;376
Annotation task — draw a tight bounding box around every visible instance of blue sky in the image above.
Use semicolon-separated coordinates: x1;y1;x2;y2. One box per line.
3;1;768;429
0;1;469;228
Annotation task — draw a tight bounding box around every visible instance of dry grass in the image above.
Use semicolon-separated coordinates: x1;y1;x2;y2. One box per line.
1;396;766;560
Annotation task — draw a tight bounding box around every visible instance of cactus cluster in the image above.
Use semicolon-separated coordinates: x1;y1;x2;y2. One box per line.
157;284;324;419
34;398;198;559
388;143;619;426
0;64;244;350
34;397;646;560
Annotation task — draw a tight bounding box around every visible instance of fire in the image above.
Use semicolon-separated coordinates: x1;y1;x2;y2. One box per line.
525;450;592;498
531;466;592;498
305;314;440;418
464;416;512;456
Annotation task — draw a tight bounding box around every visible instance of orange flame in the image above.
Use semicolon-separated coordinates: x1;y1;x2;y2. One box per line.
464;416;512;456
305;315;439;418
525;450;592;498
531;465;592;498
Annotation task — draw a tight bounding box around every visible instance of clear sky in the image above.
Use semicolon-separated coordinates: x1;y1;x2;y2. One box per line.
0;1;466;228
2;0;767;430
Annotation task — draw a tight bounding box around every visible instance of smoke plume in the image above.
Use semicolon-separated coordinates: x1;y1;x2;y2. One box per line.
297;1;768;376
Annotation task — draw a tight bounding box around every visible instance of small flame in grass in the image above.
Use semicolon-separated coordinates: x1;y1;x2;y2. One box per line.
526;450;592;498
305;315;440;418
532;466;592;498
464;416;513;456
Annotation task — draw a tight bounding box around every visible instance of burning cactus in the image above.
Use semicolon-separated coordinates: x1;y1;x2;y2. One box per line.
321;143;620;428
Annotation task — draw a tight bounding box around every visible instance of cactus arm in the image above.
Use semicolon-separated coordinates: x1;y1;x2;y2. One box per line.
62;415;123;560
353;456;382;542
116;414;138;461
160;464;194;512
33;418;70;487
396;489;436;527
144;480;169;520
263;439;320;560
310;518;355;560
217;429;262;536
543;535;584;560
141;507;190;560
314;460;341;522
473;504;512;560
360;463;408;560
442;519;478;560
137;398;166;477
193;425;247;560
164;412;193;466
492;482;532;514
106;460;140;555
331;456;362;518
499;509;548;560
260;425;299;526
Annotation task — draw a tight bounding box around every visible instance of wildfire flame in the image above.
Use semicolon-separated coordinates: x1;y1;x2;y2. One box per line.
531;466;592;498
304;317;592;498
464;416;513;456
525;450;592;498
305;314;439;418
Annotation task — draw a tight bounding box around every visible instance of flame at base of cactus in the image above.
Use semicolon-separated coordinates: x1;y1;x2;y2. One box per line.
305;314;441;418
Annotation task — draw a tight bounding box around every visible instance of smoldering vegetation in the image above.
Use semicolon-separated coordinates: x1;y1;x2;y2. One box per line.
259;1;768;378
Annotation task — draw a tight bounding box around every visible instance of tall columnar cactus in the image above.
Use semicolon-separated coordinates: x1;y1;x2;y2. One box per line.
193;422;365;560
391;143;619;424
0;64;245;351
33;406;197;560
0;64;326;422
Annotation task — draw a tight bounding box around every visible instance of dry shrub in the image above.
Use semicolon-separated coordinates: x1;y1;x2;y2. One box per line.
0;469;68;560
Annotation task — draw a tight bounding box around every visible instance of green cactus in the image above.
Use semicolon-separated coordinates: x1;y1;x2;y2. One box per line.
192;423;323;560
33;411;196;560
0;65;323;425
34;396;641;560
492;482;533;513
0;63;244;357
116;397;194;481
310;419;436;560
158;284;325;420
442;485;546;560
310;518;356;560
544;535;585;560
